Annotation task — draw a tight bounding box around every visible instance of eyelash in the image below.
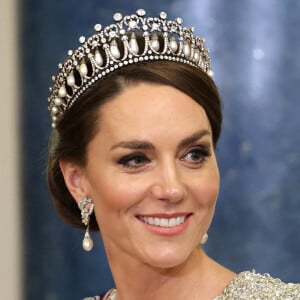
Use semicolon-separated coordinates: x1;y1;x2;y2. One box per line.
117;146;211;171
118;152;150;170
181;146;211;166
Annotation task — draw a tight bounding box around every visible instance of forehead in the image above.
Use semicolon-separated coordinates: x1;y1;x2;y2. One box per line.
101;82;208;119
95;83;211;141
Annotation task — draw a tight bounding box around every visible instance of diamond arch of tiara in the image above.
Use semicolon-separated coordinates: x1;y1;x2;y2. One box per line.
48;9;213;128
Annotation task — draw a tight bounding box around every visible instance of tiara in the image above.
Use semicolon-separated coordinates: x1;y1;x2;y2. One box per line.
48;9;213;128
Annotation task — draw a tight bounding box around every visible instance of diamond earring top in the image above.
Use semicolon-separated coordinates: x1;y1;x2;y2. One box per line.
48;9;213;128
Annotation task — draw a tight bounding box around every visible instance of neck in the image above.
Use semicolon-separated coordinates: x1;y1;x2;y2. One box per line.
105;246;234;300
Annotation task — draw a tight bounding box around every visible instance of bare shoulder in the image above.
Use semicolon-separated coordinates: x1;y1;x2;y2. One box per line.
216;270;300;299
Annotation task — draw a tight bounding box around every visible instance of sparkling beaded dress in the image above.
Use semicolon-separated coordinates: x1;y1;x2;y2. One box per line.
215;270;300;299
84;270;300;300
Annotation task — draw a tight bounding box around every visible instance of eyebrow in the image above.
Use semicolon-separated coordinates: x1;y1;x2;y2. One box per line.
110;140;155;150
110;130;211;151
178;130;211;150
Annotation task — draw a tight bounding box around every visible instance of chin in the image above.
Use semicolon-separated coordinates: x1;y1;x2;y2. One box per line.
144;246;193;269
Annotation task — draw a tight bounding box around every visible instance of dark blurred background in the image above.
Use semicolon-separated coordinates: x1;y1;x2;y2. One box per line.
19;0;300;299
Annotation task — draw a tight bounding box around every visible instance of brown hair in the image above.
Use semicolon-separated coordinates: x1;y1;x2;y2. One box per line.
47;61;222;230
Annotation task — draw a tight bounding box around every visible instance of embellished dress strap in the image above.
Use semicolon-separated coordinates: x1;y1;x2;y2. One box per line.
83;288;117;300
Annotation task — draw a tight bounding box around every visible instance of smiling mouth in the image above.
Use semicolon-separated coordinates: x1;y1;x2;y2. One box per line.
137;215;191;228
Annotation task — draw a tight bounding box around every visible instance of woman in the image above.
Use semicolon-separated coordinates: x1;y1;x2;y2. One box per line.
47;9;300;299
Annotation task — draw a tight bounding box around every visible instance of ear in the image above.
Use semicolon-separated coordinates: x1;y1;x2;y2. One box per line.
59;160;88;204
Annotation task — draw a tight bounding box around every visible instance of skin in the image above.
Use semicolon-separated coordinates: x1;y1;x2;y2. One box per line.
61;83;236;300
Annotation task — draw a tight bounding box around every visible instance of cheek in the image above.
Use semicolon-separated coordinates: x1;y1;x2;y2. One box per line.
88;174;148;212
190;168;220;207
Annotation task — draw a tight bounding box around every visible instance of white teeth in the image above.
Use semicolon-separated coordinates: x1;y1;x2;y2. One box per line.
169;218;176;227
138;216;186;227
148;217;154;225
154;217;160;226
161;218;169;227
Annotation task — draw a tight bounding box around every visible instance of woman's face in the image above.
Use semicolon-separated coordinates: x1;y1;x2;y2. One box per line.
82;83;219;268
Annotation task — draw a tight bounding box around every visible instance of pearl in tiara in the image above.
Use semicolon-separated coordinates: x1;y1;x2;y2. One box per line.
48;9;213;128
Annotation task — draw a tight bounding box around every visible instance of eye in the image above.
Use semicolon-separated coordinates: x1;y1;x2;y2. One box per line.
181;146;211;166
118;152;150;170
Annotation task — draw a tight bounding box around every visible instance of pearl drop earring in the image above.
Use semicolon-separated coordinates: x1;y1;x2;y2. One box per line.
201;232;208;245
78;197;94;251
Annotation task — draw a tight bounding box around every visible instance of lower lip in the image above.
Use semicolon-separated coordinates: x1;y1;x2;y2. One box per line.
137;217;191;236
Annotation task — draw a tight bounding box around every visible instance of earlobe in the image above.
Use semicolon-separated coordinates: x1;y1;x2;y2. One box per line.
59;160;87;203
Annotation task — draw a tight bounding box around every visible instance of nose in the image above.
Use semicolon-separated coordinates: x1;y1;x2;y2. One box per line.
150;160;187;203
